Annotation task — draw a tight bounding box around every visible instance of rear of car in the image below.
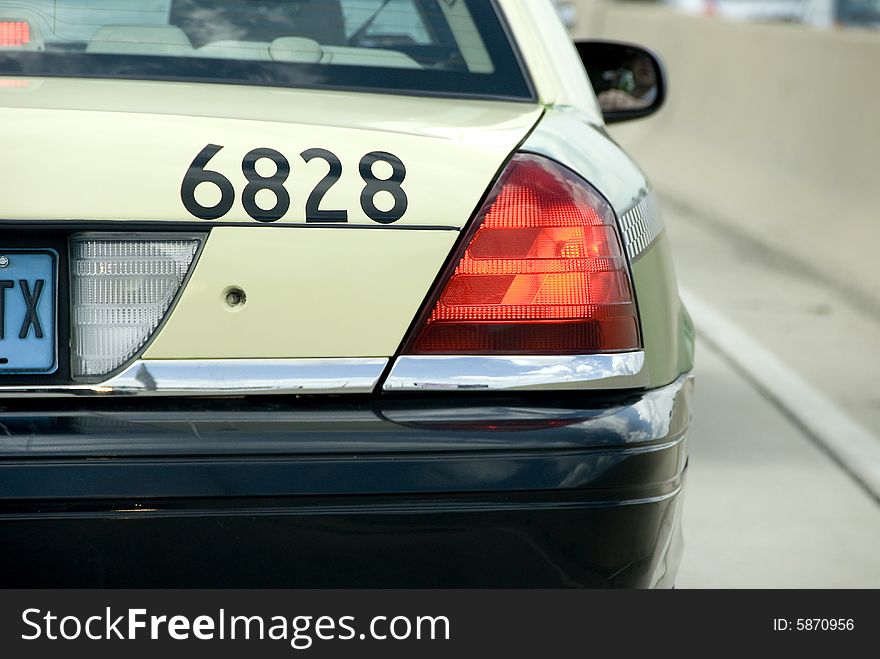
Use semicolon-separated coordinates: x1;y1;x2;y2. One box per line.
0;0;693;587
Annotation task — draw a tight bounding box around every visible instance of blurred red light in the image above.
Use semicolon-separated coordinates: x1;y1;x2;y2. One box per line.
405;154;640;355
0;21;30;47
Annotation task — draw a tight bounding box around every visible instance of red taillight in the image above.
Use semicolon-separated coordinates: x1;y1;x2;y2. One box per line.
0;21;30;47
404;153;640;355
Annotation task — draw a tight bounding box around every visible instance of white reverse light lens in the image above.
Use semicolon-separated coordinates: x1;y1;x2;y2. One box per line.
70;235;202;377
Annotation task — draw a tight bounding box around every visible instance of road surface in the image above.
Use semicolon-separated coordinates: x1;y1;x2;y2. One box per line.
663;199;880;587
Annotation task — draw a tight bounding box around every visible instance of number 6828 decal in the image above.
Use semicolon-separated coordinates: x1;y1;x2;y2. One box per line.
180;144;408;224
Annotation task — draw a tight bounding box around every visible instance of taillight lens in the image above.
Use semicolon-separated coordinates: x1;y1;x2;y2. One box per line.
70;235;202;378
0;21;30;47
404;154;639;355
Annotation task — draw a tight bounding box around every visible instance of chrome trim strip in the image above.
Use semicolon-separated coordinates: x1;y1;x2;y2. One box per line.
382;352;647;391
0;358;388;397
619;192;664;260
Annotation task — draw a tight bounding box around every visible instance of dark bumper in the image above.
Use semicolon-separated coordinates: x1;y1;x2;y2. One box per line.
0;375;692;587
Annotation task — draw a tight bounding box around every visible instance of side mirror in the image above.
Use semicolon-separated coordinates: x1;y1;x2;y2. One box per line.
574;40;666;124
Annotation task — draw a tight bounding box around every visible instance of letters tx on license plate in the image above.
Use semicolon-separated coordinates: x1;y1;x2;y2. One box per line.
0;249;57;374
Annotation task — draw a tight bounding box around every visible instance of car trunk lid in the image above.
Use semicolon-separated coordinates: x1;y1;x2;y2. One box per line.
0;78;543;367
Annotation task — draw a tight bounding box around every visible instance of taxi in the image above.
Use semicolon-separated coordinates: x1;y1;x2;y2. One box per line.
0;0;693;587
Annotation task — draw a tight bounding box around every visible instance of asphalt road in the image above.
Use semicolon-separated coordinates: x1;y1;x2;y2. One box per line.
663;201;880;588
677;339;880;587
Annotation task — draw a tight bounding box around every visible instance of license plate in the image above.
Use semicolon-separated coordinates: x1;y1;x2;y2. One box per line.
0;249;57;374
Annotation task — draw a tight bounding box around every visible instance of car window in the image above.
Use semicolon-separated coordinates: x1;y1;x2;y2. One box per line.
0;0;531;99
342;0;432;43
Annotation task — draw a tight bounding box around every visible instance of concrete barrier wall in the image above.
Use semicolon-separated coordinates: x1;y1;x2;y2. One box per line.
569;3;880;309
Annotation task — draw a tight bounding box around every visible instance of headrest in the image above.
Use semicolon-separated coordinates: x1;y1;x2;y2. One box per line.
269;37;323;63
87;25;193;56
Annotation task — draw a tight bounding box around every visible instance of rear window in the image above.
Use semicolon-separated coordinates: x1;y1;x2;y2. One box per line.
0;0;532;99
